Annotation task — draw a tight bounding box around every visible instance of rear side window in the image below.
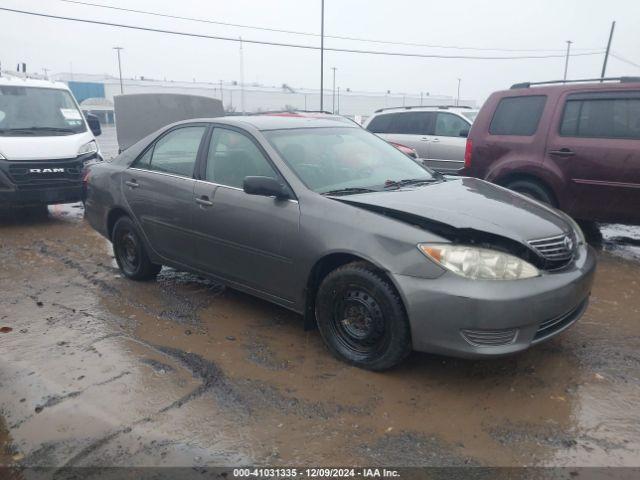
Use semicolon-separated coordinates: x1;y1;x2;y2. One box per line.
560;95;640;139
489;96;547;136
367;112;433;135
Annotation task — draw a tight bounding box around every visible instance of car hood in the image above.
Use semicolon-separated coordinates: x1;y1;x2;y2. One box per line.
0;131;95;160
334;177;571;243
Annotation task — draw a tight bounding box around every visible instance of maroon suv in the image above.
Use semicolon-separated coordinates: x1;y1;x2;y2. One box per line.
462;77;640;225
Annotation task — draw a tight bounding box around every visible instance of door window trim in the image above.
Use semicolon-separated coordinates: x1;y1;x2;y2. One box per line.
198;123;298;200
128;123;211;178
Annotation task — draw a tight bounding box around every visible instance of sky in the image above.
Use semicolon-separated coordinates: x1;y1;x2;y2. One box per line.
1;0;639;103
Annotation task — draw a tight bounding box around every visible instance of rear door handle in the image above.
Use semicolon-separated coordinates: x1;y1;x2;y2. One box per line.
548;148;575;157
125;179;139;188
195;196;213;207
430;137;440;143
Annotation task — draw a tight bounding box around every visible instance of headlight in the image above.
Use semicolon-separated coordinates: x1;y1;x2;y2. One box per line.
418;244;539;280
78;140;98;156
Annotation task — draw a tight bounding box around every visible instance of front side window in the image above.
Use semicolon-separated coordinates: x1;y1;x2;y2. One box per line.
434;113;469;137
205;128;278;188
265;127;434;193
560;96;640;139
132;126;205;177
0;86;87;136
489;95;547;136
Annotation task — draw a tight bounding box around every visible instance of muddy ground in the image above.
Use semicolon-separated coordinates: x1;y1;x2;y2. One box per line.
0;128;639;472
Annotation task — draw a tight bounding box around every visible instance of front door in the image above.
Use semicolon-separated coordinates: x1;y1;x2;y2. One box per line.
546;90;640;223
424;112;470;174
124;125;207;266
192;127;300;304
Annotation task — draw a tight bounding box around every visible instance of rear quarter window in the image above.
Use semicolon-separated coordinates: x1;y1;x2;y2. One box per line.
489;95;547;136
559;93;640;139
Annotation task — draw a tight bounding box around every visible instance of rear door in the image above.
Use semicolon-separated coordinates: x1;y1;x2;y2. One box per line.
191;126;300;304
546;90;640;223
425;112;471;173
366;112;434;160
124;124;207;266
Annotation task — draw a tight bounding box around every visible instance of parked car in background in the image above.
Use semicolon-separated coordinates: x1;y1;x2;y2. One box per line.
85;116;595;370
462;77;640;225
364;105;478;174
0;75;102;208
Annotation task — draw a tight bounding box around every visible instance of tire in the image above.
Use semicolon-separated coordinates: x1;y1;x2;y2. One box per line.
112;216;162;280
505;179;556;207
315;261;411;370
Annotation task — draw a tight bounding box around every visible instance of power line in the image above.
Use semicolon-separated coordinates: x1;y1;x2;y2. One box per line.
610;52;640;69
60;0;602;54
0;6;606;61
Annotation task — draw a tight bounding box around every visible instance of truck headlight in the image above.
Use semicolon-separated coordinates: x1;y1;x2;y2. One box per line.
418;244;539;280
78;140;98;156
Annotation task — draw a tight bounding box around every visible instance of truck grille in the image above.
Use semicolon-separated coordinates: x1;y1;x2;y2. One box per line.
528;233;575;269
7;158;83;188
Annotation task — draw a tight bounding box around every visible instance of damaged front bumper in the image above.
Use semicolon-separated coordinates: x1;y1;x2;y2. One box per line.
393;244;596;358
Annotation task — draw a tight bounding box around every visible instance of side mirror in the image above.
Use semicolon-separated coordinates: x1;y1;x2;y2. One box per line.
459;128;469;138
243;176;290;199
85;113;102;137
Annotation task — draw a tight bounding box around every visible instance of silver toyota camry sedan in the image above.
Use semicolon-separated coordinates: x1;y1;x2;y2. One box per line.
85;116;596;370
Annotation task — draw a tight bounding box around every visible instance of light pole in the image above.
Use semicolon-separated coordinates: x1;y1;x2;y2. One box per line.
113;47;124;94
239;37;245;114
331;67;337;113
563;40;573;81
456;78;461;106
601;21;616;79
320;0;325;111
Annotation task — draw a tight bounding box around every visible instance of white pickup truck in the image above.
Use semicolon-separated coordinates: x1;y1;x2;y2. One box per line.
0;74;102;207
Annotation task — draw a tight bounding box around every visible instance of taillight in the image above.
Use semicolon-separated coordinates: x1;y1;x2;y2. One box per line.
464;139;473;169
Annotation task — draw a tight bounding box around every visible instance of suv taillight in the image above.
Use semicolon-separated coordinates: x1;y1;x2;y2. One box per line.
464;139;473;169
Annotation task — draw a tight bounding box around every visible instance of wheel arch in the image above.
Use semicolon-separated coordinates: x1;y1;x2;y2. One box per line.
494;172;559;207
106;206;130;240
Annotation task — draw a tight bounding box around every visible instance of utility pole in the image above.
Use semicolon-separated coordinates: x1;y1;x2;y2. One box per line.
563;41;573;81
320;0;325;111
42;68;50;79
337;86;340;114
456;78;461;106
331;67;337;113
113;47;124;94
239;37;245;114
601;21;616;79
420;91;423;106
219;80;224;106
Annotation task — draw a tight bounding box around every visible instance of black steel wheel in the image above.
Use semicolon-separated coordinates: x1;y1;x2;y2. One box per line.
315;262;411;370
112;216;161;280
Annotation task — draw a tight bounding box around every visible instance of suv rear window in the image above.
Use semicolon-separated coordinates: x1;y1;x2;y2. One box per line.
560;93;640;139
489;95;546;136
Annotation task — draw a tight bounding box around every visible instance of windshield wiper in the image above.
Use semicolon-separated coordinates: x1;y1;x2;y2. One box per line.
321;187;378;196
4;127;76;135
383;178;438;189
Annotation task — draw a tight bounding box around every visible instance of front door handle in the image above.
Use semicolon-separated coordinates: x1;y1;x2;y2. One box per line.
430;137;440;143
548;148;575;157
195;196;213;207
125;179;139;189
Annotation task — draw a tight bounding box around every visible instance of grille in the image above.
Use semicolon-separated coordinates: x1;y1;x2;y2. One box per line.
528;233;575;264
7;158;82;186
461;328;518;347
533;299;588;341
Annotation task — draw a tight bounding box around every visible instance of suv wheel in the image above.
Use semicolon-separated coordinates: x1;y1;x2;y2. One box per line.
112;216;162;280
505;179;556;206
315;262;411;370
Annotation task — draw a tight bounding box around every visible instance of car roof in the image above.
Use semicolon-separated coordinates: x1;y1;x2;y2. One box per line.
372;106;477;115
502;79;640;96
173;115;360;131
0;75;70;90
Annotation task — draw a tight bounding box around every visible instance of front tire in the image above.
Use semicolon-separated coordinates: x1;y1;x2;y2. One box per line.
505;179;556;206
112;216;162;280
315;262;411;370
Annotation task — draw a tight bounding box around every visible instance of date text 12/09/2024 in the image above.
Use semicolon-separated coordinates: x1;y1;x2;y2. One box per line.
233;468;400;478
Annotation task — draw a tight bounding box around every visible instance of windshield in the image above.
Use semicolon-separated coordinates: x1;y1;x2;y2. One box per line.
461;110;478;122
0;86;87;136
264;127;435;194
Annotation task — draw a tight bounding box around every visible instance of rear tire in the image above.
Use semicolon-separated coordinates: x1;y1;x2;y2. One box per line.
505;179;556;207
315;262;411;370
112;216;162;280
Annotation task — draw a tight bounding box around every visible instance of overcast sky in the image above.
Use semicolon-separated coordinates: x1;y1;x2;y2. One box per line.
1;0;639;103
